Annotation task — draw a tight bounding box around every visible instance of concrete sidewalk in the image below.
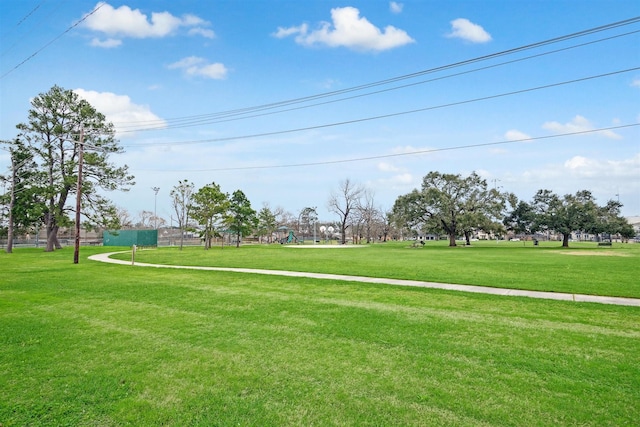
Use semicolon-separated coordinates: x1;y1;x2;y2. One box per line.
89;252;640;307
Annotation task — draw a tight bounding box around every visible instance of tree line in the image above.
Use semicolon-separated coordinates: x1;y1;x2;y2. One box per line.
390;171;635;247
169;179;258;250
164;177;391;248
1;86;635;252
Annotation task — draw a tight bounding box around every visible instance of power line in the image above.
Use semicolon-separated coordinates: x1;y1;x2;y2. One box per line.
106;16;640;132
1;0;48;56
12;1;44;27
113;29;640;134
0;2;104;79
132;123;640;172
14;15;636;138
118;66;640;148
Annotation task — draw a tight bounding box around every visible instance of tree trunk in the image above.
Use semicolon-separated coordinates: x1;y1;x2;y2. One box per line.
53;232;62;250
448;233;457;247
562;233;570;247
464;230;472;246
6;223;13;253
6;156;17;254
46;224;58;252
6;202;13;254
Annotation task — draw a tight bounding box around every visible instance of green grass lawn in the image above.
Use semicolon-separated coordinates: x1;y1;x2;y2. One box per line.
119;240;640;298
1;245;639;426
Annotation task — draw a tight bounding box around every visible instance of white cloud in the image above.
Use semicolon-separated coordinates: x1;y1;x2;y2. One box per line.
390;2;404;14
490;148;508;154
89;37;122;48
516;153;640;206
168;56;228;79
181;14;207;27
273;7;414;52
188;27;215;38
73;89;166;136
273;24;308;38
522;153;640;187
564;155;592;171
631;79;640;88
192;63;228;79
563;154;640;178
377;161;402;172
542;115;622;139
377;173;415;189
82;2;214;45
446;18;492;43
391;173;414;185
168;56;202;69
504;129;532;141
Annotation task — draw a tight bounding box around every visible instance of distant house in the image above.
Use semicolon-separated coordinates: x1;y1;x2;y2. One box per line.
627;216;640;240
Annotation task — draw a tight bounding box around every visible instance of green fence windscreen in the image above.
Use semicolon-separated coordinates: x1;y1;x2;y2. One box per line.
103;230;158;246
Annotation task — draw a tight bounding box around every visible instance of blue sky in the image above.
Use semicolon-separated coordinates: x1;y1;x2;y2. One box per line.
1;0;639;223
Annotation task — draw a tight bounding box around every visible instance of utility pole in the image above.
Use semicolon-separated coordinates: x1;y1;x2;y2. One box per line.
6;151;17;253
73;129;85;264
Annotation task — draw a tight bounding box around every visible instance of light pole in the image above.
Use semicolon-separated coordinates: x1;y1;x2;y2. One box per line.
152;187;160;229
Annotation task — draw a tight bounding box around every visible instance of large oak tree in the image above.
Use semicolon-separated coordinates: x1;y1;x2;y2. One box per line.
392;171;505;246
531;189;632;247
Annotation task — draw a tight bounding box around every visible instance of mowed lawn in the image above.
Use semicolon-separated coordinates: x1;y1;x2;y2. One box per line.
121;240;640;298
1;243;639;426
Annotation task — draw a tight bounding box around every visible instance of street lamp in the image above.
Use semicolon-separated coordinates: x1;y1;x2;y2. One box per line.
152;187;160;229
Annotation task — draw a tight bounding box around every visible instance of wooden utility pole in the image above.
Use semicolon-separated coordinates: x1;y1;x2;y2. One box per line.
73;129;85;264
6;152;16;253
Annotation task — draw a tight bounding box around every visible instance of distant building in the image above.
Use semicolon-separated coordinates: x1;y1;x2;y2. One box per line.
627;216;640;239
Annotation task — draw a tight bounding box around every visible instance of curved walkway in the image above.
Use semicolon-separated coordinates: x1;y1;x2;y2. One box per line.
89;252;640;307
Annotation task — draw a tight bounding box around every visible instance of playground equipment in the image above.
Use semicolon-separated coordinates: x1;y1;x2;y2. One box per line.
279;230;298;244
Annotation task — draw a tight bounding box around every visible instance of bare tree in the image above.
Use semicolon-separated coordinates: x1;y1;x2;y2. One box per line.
357;189;382;244
137;210;153;228
171;179;194;250
115;207;133;228
275;206;295;228
381;210;395;241
327;179;363;245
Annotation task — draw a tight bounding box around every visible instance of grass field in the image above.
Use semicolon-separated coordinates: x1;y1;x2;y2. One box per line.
118;240;640;298
1;243;639;426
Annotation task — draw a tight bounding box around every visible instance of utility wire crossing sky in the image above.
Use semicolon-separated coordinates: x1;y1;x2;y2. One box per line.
1;1;638;220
